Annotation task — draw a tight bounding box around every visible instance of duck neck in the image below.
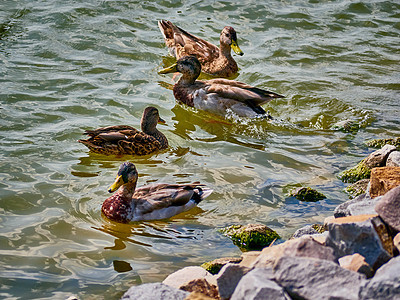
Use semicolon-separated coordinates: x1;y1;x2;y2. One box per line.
118;181;137;199
219;42;232;58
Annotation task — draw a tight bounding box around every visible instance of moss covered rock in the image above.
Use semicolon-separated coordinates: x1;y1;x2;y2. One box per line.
290;187;326;202
219;224;280;251
338;159;371;183
365;137;400;150
345;179;370;198
200;257;242;275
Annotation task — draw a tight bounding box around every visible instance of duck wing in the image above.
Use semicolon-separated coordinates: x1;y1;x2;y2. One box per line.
158;20;219;63
206;79;284;106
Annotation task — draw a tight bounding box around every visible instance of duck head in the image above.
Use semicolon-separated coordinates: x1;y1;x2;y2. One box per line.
220;26;243;56
141;106;165;134
159;55;201;83
108;162;138;193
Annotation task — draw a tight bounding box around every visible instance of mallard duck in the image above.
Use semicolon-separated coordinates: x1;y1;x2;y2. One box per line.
158;56;284;118
158;20;244;77
102;162;212;223
79;107;168;155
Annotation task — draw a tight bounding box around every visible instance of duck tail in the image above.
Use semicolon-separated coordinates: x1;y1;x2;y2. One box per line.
193;187;213;204
158;20;174;40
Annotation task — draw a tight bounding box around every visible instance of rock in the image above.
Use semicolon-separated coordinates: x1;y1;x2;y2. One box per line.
370;216;394;256
239;251;261;268
375;185;400;231
345;179;370;198
334;193;381;218
121;283;189;300
359;256;400;300
339;254;374;278
219;224;280;251
325;215;392;270
291;225;320;238
163;266;215;289
386;151;400;167
251;236;337;269
394;233;400;255
216;263;250;300
338;159;371;183
369;166;400;198
331;119;360;133
180;278;219;299
184;292;216;300
310;232;329;245
365;137;400;149
364;145;396;168
201;257;242;275
273;256;366;300
289;187;326;202
231;268;289;300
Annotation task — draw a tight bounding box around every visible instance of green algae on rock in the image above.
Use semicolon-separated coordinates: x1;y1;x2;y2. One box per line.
290;187;327;202
345;179;370;198
365;137;400;150
331;120;360;133
338;159;371;183
219;224;280;251
201;257;242;275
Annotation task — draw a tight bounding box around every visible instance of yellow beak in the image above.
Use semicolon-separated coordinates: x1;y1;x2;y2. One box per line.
231;40;244;56
108;175;124;193
158;63;178;74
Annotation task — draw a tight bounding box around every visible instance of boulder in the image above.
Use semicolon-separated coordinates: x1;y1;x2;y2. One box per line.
325;215;392;270
386;151;400;167
251;236;337;269
339;254;374;278
365;137;400;149
289;187;326;202
394;233;400;255
219;224;280;251
345;179;370;198
338;159;371;183
163;266;215;289
359;256;400;300
121;283;189;300
180;278;219;299
201;257;242;275
291;225;320;238
364;144;396;168
184;292;215;300
369;167;400;198
231;268;289;300
239;251;261;268
375;185;400;231
215;263;250;300
273;256;366;300
334;192;381;218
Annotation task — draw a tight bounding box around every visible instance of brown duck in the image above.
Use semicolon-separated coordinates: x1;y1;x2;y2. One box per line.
102;162;213;223
79;107;168;155
158;20;244;78
159;56;284;118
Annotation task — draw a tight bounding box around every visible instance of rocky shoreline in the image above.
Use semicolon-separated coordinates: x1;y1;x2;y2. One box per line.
120;139;400;300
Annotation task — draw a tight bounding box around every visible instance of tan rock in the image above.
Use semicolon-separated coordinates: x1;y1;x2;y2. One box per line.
371;216;394;256
181;278;219;299
238;251;261;268
364;144;396;168
369;167;400;198
394;233;400;255
311;233;328;245
163;266;216;289
339;253;374;278
185;292;216;300
324;216;336;227
326;214;378;225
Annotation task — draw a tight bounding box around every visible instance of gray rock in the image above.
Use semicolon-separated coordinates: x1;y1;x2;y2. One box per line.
326;216;391;270
339;253;374;278
291;225;320;239
386;151;400;167
359;256;400;300
162;266;216;288
231;268;289;300
273;256;366;300
216;263;250;300
121;283;189;300
334;192;381;218
364;144;396;168
375;185;400;231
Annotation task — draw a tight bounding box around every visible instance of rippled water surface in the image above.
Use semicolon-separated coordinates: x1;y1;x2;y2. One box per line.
1;0;399;298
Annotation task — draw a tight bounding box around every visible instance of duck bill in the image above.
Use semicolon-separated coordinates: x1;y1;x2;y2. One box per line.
158;117;166;124
108;175;124;193
231;40;244;56
158;63;178;74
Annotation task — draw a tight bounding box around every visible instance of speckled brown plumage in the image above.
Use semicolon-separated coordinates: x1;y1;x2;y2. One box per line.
158;20;243;78
78;107;168;156
101;162;213;223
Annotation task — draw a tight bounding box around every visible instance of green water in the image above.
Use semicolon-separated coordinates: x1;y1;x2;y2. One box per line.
0;0;399;299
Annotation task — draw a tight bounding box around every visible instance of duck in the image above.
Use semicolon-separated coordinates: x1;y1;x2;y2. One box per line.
102;162;213;223
158;20;244;78
158;55;284;118
78;106;168;156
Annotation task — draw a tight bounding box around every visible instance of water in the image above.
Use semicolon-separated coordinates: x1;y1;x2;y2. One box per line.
0;0;399;298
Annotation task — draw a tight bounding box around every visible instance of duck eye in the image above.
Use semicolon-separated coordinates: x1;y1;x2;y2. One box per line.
225;33;229;37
